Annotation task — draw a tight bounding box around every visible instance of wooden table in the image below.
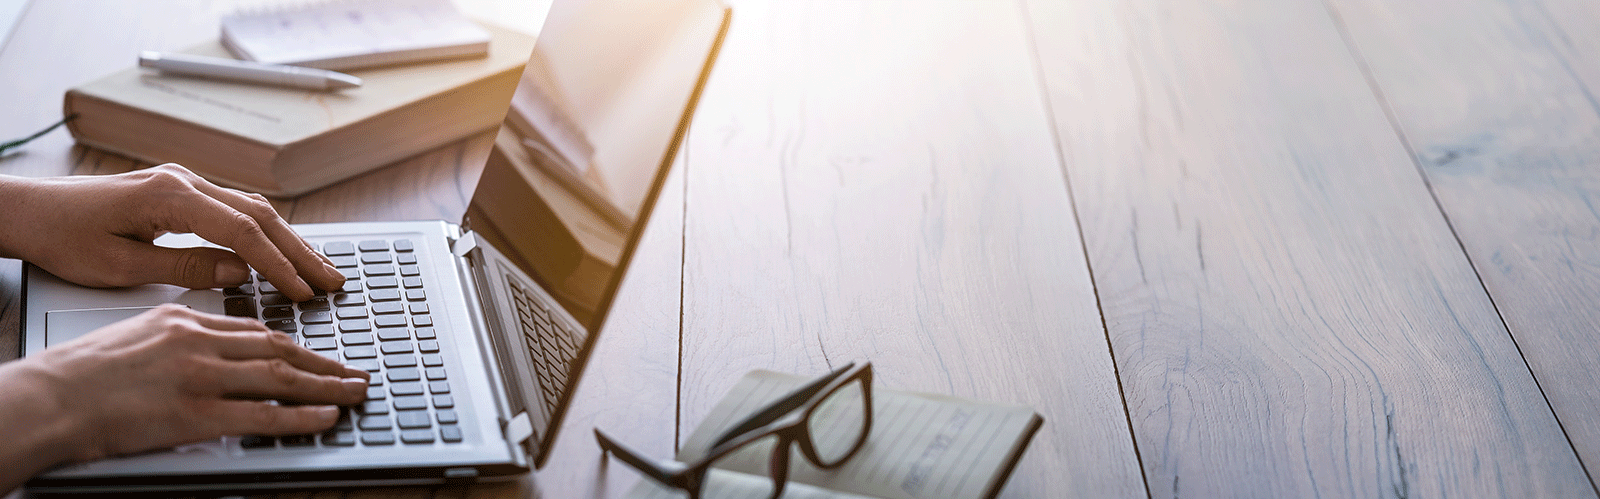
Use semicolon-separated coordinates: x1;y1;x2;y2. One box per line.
6;0;1600;497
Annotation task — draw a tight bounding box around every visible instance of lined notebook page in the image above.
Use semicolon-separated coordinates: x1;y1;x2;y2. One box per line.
221;0;491;70
649;370;1042;499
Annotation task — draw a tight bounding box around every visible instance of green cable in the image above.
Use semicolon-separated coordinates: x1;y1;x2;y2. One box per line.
0;114;78;155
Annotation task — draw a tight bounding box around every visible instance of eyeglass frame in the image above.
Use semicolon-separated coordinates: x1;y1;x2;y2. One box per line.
594;361;875;499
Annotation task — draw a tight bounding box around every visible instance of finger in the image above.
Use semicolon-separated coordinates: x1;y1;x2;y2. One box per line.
208;400;343;437
156;189;316;301
174;171;345;293
211;358;367;405
207;330;369;380
183;308;272;332
105;240;255;290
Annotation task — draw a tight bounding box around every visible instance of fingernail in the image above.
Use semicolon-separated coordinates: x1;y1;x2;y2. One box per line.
214;260;249;286
342;377;369;397
314;405;340;423
344;365;372;379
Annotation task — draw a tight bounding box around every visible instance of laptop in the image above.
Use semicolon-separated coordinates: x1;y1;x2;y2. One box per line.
20;0;730;492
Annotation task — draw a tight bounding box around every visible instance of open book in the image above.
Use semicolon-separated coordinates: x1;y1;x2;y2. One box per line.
623;370;1044;499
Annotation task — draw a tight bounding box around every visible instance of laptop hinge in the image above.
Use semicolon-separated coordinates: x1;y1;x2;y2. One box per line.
452;231;480;257
504;412;534;445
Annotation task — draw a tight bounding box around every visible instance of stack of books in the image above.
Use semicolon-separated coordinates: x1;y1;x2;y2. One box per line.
63;0;535;196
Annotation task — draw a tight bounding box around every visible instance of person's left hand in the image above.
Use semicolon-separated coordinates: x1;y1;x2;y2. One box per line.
0;164;344;300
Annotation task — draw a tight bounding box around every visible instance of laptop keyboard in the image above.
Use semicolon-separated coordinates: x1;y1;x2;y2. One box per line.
222;239;463;449
506;279;580;417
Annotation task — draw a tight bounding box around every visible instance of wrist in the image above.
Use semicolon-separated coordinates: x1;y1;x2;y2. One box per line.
0;175;41;261
0;358;94;469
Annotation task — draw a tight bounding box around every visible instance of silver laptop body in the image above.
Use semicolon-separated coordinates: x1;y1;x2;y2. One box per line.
19;0;730;492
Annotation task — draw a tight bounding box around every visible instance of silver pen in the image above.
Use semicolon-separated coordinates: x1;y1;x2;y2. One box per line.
138;51;362;91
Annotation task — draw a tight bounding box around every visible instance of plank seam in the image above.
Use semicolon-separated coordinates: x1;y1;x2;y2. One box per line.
1013;0;1153;497
1320;0;1600;494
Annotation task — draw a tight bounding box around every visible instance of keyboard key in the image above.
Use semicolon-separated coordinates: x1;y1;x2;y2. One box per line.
260;293;292;307
409;303;430;315
265;319;296;332
358;415;392;431
384;355;418;368
261;306;293;320
299;296;331;310
322;431;356;447
359;400;389;415
342;333;374;346
240;435;275;449
436;410;458;424
422;354;444;367
365;264;396;277
412;315;433;327
388;367;421;382
414;327;436;340
394;239;414;252
369;375;383;386
324;241;356;256
390;382;424;396
223;285;253;297
400;265;420;277
367;276;399;289
341;280;363;293
282;434;316;447
406;289;426;301
377;327;411;341
381;341;414;355
348;359;381;372
360;252;393;264
440;425;462;443
429;381;450;394
303;324;335;337
336;293;365;308
366;386;387;399
329;255;359;268
259;281;280;295
397;410;431;429
375;315;407;328
397;253;418;265
403;278;424;289
371;289;402;302
335;409;355;430
393;395;428;410
300;310;332;324
432;395;454;408
401;429;435;444
340;319;372;332
316;350;339;361
359;240;389;252
372;302;405;315
419;340;440;353
361;432;395;446
337;306;369;320
223;297;256;318
425;367;448;380
305;337;337;350
344;346;377;359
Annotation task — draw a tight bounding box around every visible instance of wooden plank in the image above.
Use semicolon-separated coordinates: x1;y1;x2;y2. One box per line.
1024;0;1595;496
678;0;1141;496
1327;0;1600;485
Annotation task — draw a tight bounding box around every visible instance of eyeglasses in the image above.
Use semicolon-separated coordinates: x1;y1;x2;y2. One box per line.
595;362;874;499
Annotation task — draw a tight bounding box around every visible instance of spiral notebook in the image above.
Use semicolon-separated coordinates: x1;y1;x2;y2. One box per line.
221;0;492;71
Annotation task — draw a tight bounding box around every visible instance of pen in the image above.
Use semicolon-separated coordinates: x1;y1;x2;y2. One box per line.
138;51;362;91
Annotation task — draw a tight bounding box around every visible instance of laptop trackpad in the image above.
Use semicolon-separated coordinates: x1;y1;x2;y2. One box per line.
45;307;159;347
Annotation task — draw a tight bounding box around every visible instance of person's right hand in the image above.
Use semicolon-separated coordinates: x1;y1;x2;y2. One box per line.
0;305;368;469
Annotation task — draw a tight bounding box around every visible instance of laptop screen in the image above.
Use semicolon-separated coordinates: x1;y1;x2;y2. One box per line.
464;0;728;331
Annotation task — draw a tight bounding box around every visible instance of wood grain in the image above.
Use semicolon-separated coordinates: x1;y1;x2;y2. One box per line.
1025;0;1594;496
1327;0;1600;486
677;0;1143;496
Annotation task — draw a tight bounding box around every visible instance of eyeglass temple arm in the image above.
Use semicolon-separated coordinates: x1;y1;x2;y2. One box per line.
709;362;857;449
595;428;684;485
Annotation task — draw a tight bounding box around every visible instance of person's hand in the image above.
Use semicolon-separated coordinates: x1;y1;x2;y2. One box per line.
0;305;369;483
0;164;344;301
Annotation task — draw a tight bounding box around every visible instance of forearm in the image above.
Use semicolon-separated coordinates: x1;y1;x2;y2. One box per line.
0;174;45;261
0;358;84;495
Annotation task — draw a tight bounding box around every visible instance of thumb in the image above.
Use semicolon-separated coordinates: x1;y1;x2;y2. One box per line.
114;240;252;289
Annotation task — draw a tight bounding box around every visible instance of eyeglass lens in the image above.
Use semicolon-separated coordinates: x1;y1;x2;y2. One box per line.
806;377;870;466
